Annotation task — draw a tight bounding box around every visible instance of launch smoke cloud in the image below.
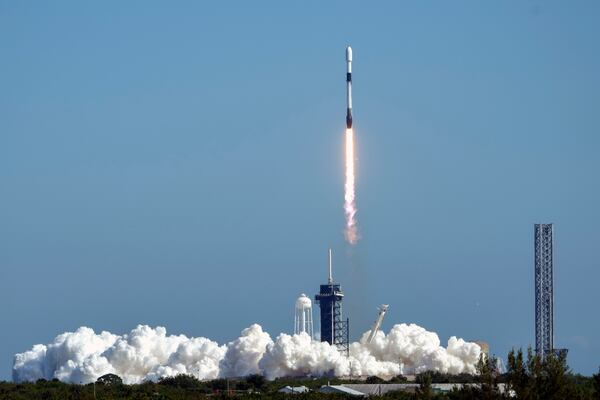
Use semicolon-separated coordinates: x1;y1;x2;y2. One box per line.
13;323;481;384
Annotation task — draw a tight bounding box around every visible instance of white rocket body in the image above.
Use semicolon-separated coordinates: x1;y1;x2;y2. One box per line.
346;46;353;129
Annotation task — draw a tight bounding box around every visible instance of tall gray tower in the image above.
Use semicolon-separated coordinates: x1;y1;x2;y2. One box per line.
534;223;554;359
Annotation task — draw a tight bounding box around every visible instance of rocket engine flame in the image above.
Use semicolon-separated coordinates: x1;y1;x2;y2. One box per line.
344;128;358;244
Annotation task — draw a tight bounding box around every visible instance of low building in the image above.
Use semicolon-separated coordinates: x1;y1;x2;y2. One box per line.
278;386;309;394
319;385;366;397
344;384;419;395
342;383;510;396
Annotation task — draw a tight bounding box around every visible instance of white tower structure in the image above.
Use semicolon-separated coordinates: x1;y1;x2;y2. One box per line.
366;304;389;343
294;293;314;339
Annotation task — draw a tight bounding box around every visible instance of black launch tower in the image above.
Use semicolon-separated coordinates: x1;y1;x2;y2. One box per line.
315;249;349;355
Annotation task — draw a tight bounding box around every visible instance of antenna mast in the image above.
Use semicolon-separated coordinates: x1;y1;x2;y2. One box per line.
328;248;333;284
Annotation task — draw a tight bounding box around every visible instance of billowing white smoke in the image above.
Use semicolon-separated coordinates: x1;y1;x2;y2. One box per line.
13;326;225;384
259;332;349;379
353;324;481;376
13;323;481;384
220;324;272;377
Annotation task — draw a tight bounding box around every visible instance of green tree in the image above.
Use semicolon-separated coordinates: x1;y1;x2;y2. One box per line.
96;373;123;386
594;367;600;400
246;374;267;391
366;375;386;384
538;351;576;399
388;375;408;383
507;348;530;399
476;353;501;400
416;372;433;400
507;347;577;400
523;347;544;400
157;373;203;389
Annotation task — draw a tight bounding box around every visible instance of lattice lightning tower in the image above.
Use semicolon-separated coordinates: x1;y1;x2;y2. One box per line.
534;223;554;359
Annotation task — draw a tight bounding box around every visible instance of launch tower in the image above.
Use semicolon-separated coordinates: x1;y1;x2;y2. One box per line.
315;249;349;355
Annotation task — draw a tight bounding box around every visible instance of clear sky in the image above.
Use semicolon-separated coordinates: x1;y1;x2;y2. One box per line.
1;1;599;380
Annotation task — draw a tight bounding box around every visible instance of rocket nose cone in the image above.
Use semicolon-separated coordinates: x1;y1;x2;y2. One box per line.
346;46;352;62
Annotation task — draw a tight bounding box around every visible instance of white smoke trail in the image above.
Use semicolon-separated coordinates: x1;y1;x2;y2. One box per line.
13;323;480;383
344;128;359;244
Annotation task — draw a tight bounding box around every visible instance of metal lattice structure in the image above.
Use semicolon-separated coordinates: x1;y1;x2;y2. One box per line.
315;284;349;355
534;223;554;359
315;250;350;356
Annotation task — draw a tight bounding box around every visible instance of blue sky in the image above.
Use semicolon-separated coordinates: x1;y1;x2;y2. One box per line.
1;1;599;379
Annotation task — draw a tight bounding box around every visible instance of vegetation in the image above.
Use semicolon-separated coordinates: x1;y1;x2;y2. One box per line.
0;349;598;399
415;372;433;400
96;373;124;386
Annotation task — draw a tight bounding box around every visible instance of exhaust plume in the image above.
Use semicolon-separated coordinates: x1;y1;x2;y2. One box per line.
344;128;359;244
13;322;480;384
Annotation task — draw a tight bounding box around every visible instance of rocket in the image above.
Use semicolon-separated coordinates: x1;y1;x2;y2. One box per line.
346;46;353;129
